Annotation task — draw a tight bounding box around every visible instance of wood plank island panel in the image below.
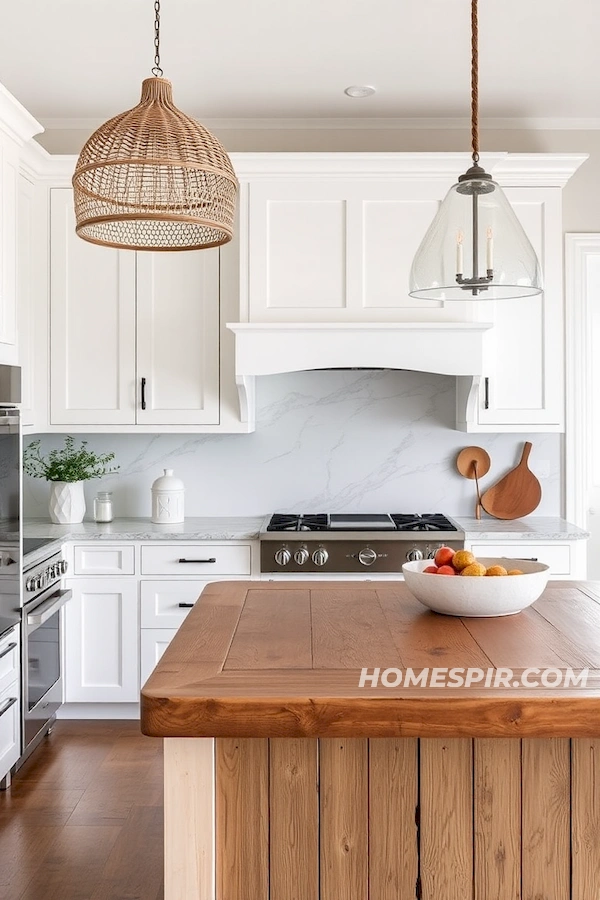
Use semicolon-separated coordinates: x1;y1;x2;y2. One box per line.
207;737;600;900
142;581;600;738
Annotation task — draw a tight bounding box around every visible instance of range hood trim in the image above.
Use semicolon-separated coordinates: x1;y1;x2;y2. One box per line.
227;321;494;427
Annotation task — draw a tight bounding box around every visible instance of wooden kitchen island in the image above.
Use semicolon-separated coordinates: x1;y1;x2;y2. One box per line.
141;580;600;900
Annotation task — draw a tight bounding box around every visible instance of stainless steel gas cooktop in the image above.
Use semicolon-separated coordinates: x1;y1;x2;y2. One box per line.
260;513;465;574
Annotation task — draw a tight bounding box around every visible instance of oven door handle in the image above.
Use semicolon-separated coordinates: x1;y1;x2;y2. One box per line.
27;589;73;626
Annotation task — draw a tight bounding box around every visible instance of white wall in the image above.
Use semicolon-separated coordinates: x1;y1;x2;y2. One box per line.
23;370;561;519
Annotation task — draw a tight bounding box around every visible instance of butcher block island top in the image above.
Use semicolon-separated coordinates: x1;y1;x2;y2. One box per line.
141;579;600;739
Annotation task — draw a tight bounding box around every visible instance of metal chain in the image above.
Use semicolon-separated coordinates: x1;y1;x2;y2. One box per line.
471;0;479;164
151;0;163;77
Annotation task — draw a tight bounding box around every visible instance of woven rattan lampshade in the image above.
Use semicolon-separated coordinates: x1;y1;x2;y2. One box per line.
72;77;238;251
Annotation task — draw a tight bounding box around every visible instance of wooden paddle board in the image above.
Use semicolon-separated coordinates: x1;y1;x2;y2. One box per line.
480;441;542;520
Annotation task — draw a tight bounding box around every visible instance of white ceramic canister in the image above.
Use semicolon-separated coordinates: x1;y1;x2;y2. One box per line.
151;469;185;524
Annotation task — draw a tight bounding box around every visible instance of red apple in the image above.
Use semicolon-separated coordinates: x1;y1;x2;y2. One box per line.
436;565;457;576
434;546;456;567
423;565;438;574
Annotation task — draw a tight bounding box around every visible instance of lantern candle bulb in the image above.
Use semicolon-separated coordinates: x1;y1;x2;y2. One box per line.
486;227;494;270
456;230;464;274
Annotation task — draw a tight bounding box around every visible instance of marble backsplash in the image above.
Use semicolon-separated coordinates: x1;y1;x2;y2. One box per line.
23;370;562;519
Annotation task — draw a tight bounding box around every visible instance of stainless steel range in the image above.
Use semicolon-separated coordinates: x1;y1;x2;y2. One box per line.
19;545;71;767
260;513;465;575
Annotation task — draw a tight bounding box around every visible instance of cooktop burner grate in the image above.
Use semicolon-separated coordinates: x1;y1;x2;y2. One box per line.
390;514;458;532
267;514;329;532
266;513;458;533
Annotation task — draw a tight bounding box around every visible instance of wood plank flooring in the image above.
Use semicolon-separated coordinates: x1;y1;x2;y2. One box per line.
0;721;164;900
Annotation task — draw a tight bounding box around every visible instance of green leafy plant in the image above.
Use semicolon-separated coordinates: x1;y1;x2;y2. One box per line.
23;437;119;483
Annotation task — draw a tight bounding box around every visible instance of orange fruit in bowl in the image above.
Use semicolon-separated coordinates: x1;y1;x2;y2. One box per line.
507;569;524;576
452;550;476;571
460;562;487;576
486;565;508;576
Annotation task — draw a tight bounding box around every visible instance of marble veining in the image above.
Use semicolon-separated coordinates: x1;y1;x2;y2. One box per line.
23;370;563;520
23;516;265;542
456;517;589;541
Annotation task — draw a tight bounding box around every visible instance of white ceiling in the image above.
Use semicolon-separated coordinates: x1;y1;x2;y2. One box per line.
0;0;597;128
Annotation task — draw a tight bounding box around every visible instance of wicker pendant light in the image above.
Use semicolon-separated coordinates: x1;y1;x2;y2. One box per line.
72;0;238;251
409;0;542;300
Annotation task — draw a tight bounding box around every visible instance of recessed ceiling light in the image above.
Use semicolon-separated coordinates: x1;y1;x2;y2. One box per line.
344;85;376;99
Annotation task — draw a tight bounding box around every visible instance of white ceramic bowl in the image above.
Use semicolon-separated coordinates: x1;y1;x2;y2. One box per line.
402;557;550;617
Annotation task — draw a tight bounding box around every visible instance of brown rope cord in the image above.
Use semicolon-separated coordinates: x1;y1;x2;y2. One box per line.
471;0;479;164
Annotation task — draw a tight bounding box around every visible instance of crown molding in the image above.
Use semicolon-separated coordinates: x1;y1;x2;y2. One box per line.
27;151;588;188
37;114;600;133
0;83;43;144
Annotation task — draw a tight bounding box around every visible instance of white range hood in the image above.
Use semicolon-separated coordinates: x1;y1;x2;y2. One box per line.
227;321;493;429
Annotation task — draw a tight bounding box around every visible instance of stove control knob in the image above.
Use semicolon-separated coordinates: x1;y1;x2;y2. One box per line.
25;576;36;592
312;548;329;567
294;547;309;565
59;560;68;575
358;547;377;567
406;548;424;562
426;547;438;560
274;547;291;567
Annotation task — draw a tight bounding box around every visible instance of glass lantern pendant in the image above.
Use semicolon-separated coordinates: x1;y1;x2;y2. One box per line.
409;1;542;301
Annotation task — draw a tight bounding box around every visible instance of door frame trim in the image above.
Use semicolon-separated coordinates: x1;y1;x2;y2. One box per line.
565;234;599;536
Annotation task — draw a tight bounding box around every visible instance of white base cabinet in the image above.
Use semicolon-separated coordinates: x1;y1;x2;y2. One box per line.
64;577;139;703
63;541;259;714
464;540;586;580
0;625;20;786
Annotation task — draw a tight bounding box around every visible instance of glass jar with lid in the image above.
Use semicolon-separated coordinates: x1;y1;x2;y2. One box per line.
93;491;113;523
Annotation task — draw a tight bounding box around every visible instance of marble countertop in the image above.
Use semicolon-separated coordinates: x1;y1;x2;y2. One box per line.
23;515;589;543
455;516;589;541
23;516;266;542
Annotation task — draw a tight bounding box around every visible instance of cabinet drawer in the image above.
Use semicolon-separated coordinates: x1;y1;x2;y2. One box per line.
0;627;19;695
468;543;571;576
141;580;209;628
0;679;20;782
141;544;251;576
73;545;135;576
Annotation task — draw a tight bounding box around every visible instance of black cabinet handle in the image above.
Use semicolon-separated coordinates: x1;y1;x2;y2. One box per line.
0;697;17;719
484;377;490;410
178;558;216;564
0;641;16;661
178;602;195;608
141;377;147;410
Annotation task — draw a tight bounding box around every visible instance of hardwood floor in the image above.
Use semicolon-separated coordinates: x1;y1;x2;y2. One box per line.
0;721;164;900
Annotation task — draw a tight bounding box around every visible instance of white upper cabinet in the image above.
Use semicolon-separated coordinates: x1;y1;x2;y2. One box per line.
50;188;137;426
0;136;19;363
0;85;43;368
17;172;36;426
49;188;220;429
136;251;219;426
457;187;565;431
246;178;473;323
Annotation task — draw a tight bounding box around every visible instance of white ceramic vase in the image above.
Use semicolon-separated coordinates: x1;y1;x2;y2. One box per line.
49;481;86;524
151;469;185;524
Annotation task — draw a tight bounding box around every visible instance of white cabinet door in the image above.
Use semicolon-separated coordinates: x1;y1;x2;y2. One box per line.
136;250;220;425
0;134;19;366
64;577;139;702
247;180;473;323
17;173;36;426
50;189;136;425
140;628;177;686
0;680;20;782
473;188;563;430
